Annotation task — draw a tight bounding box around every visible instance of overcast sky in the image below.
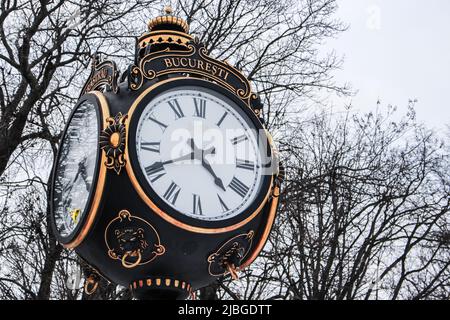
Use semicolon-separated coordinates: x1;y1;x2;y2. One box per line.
327;0;450;130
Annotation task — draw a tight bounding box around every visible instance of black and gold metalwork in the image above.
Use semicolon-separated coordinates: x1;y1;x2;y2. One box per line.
49;6;283;300
80;54;119;98
130;277;193;300
105;210;165;269
207;231;254;278
100;112;127;175
129;38;253;104
84;273;100;295
138;6;192;55
147;6;189;33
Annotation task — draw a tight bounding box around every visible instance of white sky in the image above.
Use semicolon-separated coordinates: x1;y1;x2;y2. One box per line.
327;0;450;130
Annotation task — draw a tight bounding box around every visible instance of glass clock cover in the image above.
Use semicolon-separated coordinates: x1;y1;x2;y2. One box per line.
52;100;99;239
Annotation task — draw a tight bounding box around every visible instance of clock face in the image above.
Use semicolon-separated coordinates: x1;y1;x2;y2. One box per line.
52;100;99;238
135;86;265;222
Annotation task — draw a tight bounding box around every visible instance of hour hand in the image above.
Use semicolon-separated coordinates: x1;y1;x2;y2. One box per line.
202;158;226;191
187;138;224;190
204;146;216;156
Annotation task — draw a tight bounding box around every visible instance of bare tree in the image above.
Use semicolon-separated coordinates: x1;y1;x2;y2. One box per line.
177;0;350;129
0;0;157;300
213;103;449;300
2;0;447;301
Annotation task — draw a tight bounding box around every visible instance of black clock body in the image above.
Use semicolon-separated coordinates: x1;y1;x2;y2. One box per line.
51;77;280;299
49;13;283;300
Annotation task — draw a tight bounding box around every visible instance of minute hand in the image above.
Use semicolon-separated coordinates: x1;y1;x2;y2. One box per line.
148;152;194;171
162;152;194;165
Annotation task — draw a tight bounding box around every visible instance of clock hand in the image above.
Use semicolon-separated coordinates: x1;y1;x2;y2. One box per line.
78;159;91;192
164;151;195;164
151;152;194;168
187;138;215;158
188;138;202;159
203;146;216;156
202;158;226;191
188;139;225;191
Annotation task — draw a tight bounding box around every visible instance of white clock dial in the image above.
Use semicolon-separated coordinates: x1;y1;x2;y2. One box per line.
135;86;264;221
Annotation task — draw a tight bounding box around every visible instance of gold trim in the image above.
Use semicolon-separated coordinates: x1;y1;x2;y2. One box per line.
104;209;166;267
130;41;253;106
84;275;99;295
130;277;193;295
207;231;254;277
148;15;189;33
239;185;280;269
80;55;119;98
110;132;120;148
125;78;274;234
226;263;239;280
138;30;193;49
64;91;110;249
100;112;128;175
121;250;142;269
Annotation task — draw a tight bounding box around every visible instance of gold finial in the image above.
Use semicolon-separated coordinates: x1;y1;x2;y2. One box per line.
147;6;190;33
164;5;173;15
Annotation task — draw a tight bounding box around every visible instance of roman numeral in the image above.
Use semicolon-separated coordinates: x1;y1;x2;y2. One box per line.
216;111;228;126
193;98;206;118
231;134;248;145
229;176;249;198
141;142;160;153
145;162;166;182
168;99;184;119
163;182;181;205
192;194;203;215
148;116;168;131
217;194;229;212
236;159;255;171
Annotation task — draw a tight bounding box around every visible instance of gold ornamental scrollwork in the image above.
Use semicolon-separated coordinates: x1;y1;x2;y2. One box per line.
80;54;119;98
105;210;165;269
99;112;127;175
207;231;254;277
128;38;253;106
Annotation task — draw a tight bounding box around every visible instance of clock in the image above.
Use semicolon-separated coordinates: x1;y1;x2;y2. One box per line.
127;79;273;232
50;93;108;245
48;9;284;300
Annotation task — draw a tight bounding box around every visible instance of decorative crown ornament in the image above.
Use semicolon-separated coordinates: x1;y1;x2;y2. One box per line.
147;5;189;33
138;5;192;53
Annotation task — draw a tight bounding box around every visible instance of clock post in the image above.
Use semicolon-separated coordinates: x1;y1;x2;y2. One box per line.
50;6;284;300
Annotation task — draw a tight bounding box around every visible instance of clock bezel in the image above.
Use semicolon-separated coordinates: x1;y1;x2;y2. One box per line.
126;78;274;233
50;92;109;247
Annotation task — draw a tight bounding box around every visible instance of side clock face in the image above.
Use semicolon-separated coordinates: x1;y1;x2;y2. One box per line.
52;99;100;240
134;85;268;222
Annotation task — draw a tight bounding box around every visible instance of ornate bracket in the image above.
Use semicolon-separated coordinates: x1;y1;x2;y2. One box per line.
128;38;260;108
100;112;127;175
80;54;119;98
105;210;165;269
207;231;254;277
